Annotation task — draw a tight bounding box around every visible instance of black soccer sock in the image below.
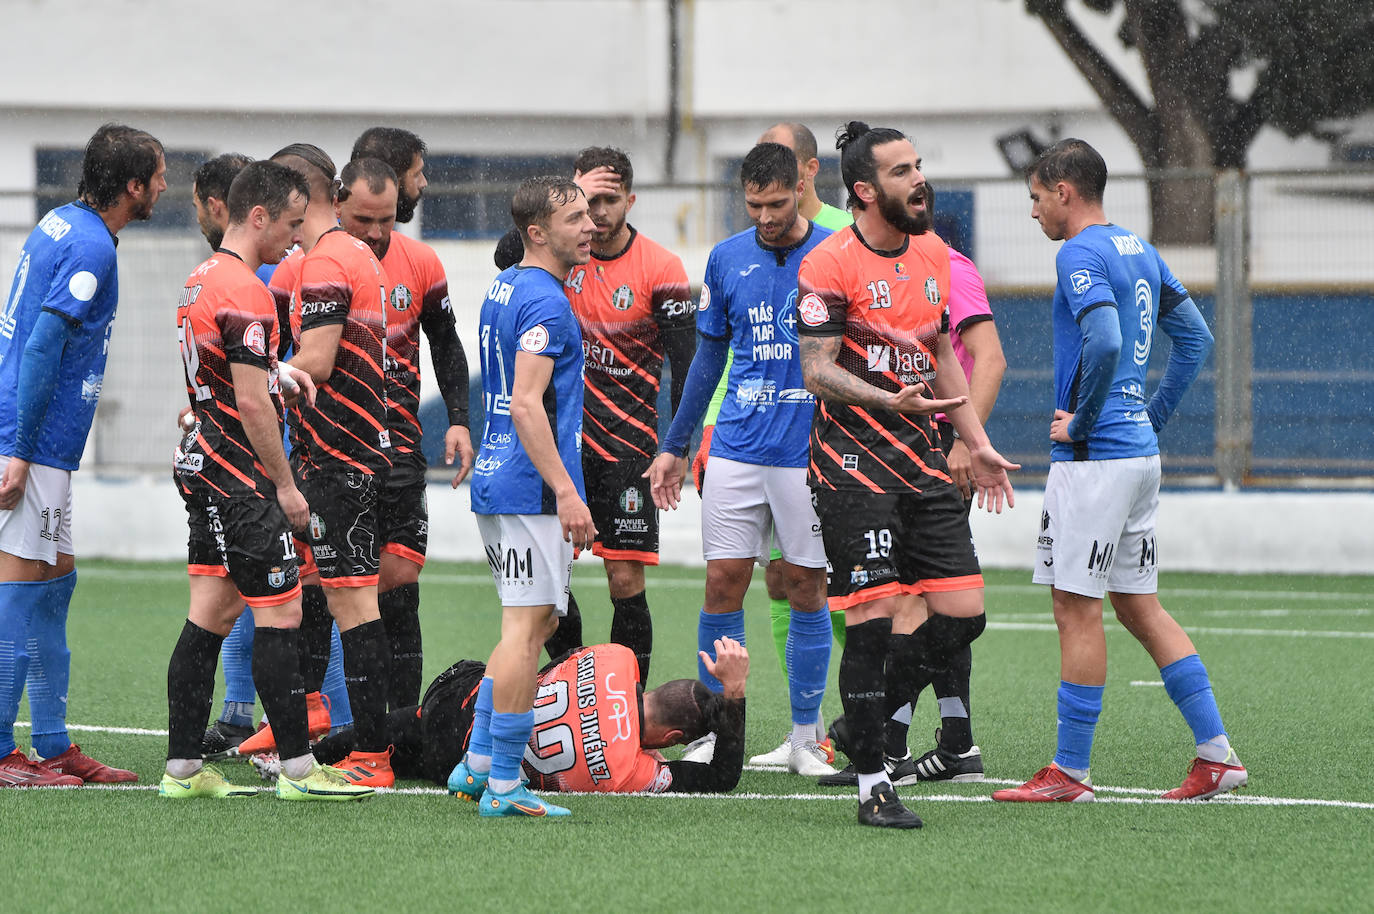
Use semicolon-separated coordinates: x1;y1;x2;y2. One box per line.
920;613;985;753
931;642;974;754
340;619;391;752
296;584;331;694
610;590;653;682
544;590;583;661
379;582;423;708
166;620;225;760
838;617;893;775
882;630;936;757
251;627;310;759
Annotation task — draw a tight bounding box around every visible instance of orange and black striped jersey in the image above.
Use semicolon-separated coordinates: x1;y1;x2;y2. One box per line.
174;251;284;498
294;228;391;476
796;226;953;493
563;228;693;462
523;644;671;794
379;233;453;455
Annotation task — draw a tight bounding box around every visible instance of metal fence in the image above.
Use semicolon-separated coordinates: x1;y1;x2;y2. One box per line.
2;166;1371;487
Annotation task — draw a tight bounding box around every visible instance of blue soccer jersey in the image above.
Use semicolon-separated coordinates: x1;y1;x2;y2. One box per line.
1050;223;1194;462
472;265;586;515
0;202;120;470
698;224;831;468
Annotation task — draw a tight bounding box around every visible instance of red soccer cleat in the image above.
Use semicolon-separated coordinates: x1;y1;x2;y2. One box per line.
39;744;139;783
335;748;394;788
991;764;1095;802
1161;754;1247;801
235;692;332;756
0;748;83;787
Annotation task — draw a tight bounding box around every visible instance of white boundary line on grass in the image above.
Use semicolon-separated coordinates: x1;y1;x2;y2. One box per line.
69;781;1374;810
988;621;1374;639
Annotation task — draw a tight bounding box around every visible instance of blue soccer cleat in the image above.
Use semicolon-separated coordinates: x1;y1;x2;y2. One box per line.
447;756;489;802
478;782;571;818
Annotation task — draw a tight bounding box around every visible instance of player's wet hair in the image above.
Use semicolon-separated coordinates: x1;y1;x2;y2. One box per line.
270;143;339;205
77;123;164;212
835;121;907;210
1028;138;1108;204
226;161;310;224
494;226;525;269
651;679;716;744
337;157;398;202
574;146;634;192
351;127;426;179
739;142;798;192
511;175;583;236
193;153;253;206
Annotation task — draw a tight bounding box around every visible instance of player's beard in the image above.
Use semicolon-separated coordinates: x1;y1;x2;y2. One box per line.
593;212;627;247
396;190;419;224
129;188;157;222
876;183;931;236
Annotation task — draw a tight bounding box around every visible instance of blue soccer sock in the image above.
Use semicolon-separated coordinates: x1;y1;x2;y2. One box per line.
466;677;494;772
785;605;831;727
27;571;76;759
697;608;745;693
322;622;353;728
0;580;44;757
1160;653;1229;759
218;608;256;726
1053;680;1104;777
488;708;534;793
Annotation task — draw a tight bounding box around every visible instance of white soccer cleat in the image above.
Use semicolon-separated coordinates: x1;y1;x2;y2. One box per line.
749;734;792;766
680;732;716;764
788;739;839;777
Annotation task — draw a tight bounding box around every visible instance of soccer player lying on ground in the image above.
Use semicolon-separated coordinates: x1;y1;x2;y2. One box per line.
303;637;748;795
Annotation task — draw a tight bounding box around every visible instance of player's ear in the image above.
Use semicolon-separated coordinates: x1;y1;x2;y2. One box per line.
666;729;685;746
526;221;547;247
626;192;636;211
804;157;820;181
853;180;877;207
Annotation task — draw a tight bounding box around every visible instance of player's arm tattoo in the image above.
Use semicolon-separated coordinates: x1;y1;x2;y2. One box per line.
799;334;892;411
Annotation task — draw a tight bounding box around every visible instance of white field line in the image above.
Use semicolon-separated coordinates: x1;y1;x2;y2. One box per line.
1130;680;1166;686
63;781;1374;811
74;566;1374;603
987;621;1374;639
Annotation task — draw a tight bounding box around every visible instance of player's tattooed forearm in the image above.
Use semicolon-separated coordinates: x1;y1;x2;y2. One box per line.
799;336;887;409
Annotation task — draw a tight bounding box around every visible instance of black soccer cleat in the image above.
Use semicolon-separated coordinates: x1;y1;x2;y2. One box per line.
858;782;922;829
818;762;857;787
826;715;855;758
201;720;255;760
911;743;984;783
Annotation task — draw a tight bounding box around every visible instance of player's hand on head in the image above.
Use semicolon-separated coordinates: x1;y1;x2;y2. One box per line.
646;452;686;511
969;444;1019;514
573;165;620;199
889;382;967;417
278;484;310;532
0;457;30;511
445;425;474;487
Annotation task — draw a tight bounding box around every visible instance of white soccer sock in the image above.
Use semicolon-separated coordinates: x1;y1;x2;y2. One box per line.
166;758;202;779
857;771;887;802
791;723;815;750
466;752;492;774
1053;761;1090;783
1198;735;1235;764
488;776;520;794
282;753;315;780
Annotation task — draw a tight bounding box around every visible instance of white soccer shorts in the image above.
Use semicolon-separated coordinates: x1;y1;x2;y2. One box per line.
0;456;73;564
1032;454;1161;599
476;513;574;614
700;456;826;568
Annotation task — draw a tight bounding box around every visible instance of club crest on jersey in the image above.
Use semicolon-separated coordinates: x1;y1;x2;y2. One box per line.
619;487;643;514
309;513;325;540
520;324;550;353
611;284;634;311
390;284;413;312
243;321;267;357
923;276;941;305
268;567;286;588
798;292;828;327
698;284;711;312
1071;270;1092;294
